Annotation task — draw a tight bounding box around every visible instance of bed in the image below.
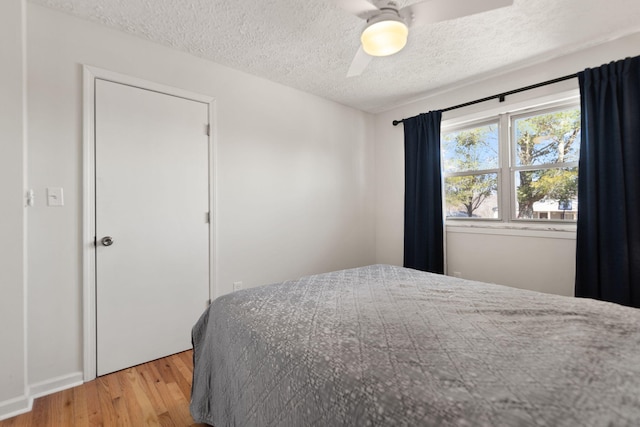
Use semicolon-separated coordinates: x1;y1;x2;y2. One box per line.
190;264;640;426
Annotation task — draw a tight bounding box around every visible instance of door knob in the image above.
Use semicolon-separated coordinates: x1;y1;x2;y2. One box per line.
101;236;114;246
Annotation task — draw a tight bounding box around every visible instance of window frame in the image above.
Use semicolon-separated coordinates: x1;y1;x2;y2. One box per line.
441;94;581;227
441;118;503;221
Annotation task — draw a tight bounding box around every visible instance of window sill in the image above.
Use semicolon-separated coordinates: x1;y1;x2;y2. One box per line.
445;221;576;239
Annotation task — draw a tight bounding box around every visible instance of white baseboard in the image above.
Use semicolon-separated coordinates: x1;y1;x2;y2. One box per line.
29;371;84;399
0;394;32;422
0;371;84;421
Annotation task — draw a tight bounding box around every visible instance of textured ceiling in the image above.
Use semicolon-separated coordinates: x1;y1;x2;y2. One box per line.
29;0;640;113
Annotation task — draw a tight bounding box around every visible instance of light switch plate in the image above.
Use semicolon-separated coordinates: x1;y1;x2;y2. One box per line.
47;187;64;206
26;189;35;207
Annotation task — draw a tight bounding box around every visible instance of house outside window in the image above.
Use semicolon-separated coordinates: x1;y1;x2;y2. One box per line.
442;101;581;223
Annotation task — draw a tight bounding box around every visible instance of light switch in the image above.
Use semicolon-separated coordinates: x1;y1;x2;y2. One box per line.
47;187;64;207
26;189;35;207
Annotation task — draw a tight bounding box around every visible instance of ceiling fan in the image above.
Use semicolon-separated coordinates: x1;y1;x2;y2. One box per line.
338;0;514;77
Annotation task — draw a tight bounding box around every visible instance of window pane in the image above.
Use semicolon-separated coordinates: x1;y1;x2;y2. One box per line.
442;123;499;173
514;108;581;166
445;173;498;219
514;167;578;220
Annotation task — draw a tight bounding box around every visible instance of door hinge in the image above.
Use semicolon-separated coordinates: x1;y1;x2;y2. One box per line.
205;211;211;223
205;124;210;136
93;236;97;247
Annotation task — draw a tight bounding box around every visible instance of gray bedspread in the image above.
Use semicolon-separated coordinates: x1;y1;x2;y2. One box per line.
190;264;640;426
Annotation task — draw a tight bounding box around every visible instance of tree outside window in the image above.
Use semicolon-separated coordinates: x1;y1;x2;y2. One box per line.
442;103;580;222
513;108;580;220
442;123;499;219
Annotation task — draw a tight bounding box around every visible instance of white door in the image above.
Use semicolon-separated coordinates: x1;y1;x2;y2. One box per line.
95;79;210;376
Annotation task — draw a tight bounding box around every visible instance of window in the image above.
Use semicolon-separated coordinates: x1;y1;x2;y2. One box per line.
442;102;581;222
442;122;499;219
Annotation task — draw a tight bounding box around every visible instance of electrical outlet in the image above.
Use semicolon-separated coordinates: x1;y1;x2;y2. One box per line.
233;281;243;292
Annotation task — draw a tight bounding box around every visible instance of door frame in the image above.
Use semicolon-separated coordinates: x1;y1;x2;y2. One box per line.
82;65;218;381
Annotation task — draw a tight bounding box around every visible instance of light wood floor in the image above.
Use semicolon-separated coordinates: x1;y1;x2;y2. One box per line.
1;350;209;427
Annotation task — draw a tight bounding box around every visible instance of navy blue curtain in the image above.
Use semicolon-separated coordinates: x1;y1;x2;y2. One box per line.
575;56;640;307
403;111;444;274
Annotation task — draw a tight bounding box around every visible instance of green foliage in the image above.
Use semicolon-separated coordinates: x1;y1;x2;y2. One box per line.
515;109;580;218
446;174;497;217
443;126;498;217
442;126;498;172
443;108;580;219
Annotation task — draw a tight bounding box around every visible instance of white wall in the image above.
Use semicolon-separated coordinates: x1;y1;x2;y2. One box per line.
446;227;576;296
6;1;640;419
24;2;374;395
0;0;29;418
374;32;640;297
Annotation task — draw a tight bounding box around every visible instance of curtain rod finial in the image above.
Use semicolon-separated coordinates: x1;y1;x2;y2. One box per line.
392;120;401;126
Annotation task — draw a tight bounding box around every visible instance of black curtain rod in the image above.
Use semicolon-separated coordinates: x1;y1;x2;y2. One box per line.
392;73;577;126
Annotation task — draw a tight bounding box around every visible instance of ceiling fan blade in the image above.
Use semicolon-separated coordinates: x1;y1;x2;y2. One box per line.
335;0;380;20
347;46;373;77
401;0;513;27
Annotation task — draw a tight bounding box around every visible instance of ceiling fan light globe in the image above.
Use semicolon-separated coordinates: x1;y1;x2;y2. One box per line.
361;19;408;57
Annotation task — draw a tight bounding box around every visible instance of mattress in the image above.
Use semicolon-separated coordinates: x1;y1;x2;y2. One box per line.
190;264;640;426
